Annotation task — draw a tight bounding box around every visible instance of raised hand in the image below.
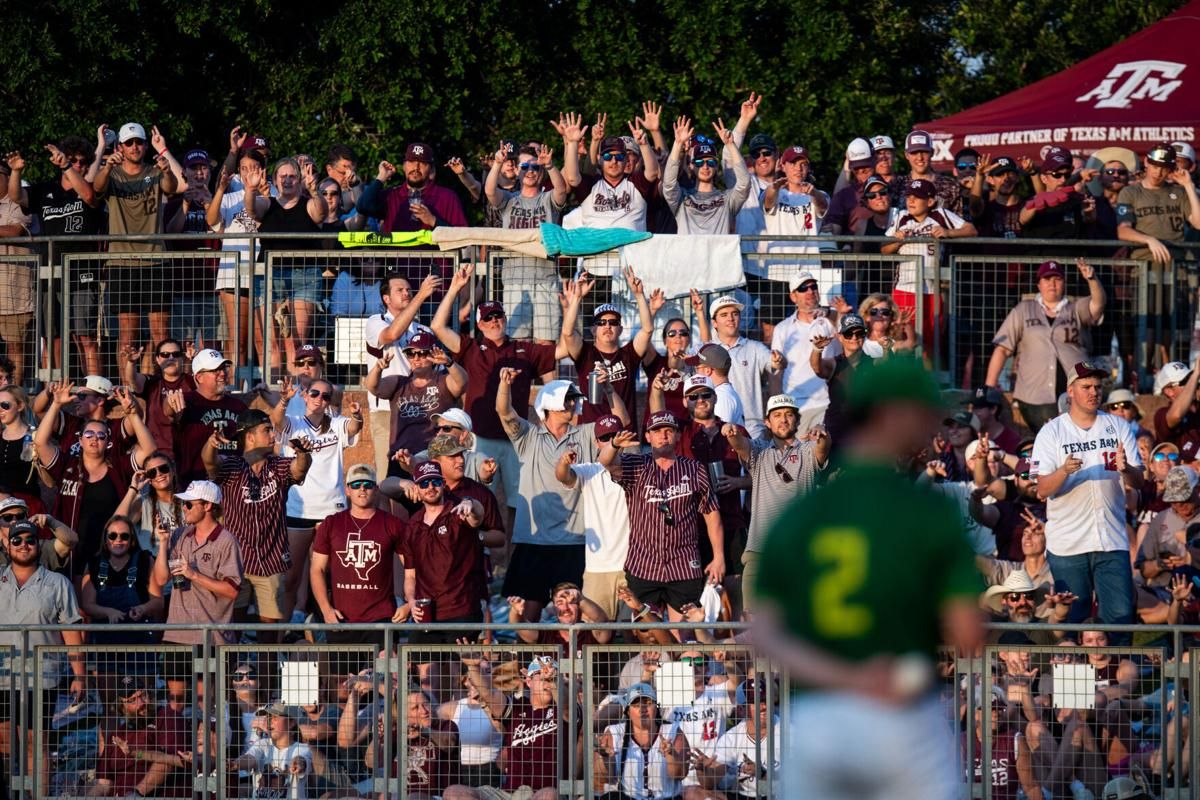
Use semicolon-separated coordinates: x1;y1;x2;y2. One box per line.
479;457;498;482
627;120;647;147
243;161;266;192
811;335;832;350
712;118;733;146
591;112;607;143
391;448;412;471
279;376;296;402
444;156;466;175
1170;573;1194;603
738;92;761;125
120;345;144;364
770;350;786;371
216;167;234;191
623;265;645;297
555;112;588;145
1114;442;1128;472
150;125;167;154
507;595;526;618
52;381;75;406
448;262;473;291
98;123;112;150
830;295;853;315
640;100;662;132
673;116;695;147
428;347;450;366
536;144;554;166
113;385;137;415
452;499;474;519
45;144;68;169
648;288;666;316
498;366;520;386
376;160;397;183
611;430;639;449
229;126;247;154
5;152;25;172
1076;257;1095;281
690;288;704;313
926;460;949;479
301;160;318;192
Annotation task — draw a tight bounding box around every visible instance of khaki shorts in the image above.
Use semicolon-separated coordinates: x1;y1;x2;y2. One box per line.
235;572;287;620
741;550;761;612
477;786;541;800
582;570;626;621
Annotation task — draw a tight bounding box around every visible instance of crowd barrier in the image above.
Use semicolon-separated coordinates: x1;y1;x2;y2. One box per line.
6;233;1199;394
1;622;1196;798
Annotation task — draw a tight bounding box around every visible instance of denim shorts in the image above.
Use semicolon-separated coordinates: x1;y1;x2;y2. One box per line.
254;267;324;307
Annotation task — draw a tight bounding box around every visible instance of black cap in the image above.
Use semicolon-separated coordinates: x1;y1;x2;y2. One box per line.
972;386;1005;407
234;409;271;436
747;133;777;153
116;675;146;700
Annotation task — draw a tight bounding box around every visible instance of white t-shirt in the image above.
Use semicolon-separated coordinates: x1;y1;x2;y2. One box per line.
714;717;781;798
281;414;358;519
713;382;745;427
572;462;630;573
1031;411;1141;557
769;312;842;413
884;209;966;294
213;190;259;291
363;314;429;412
452;698;503;765
245;739;313;800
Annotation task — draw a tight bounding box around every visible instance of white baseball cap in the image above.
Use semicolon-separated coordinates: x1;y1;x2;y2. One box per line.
708;295;744;317
1172;141;1196;164
788;271;819;292
683;375;715;395
870;134;895;152
175;480;223;505
118;122;147;144
431;408;473;433
766;394;799;414
1154;361;1192;395
191;348;231;374
846;137;874;169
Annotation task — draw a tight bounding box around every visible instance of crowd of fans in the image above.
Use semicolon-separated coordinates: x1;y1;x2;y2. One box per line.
1;91;1199;799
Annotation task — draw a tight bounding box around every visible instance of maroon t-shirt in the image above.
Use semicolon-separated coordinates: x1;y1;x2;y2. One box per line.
1154;405;1200;453
642;355;691;430
97;708;189;796
502;698;560;792
173;390;247;483
381;373;454;456
677;418;748;531
404;720;460;795
401;494;486;620
313;509;406;622
138;373;196;455
454;336;556;440
574;341;641;426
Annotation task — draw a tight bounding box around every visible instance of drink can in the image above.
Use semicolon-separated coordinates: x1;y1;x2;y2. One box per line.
707;462;725;485
414;598;432;621
587;371;604;405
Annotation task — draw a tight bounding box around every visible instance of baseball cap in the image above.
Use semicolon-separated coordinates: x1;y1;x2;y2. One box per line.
118;122;146;143
1154;361;1192;395
78;375;114;397
404;142;434;163
780;146;809;165
746;133;776;153
1162;466;1199;503
183;149;210;167
683;375;716;395
191;348;231;374
1172;141;1196;164
593;303;621;322
862;174;888;193
624;682;657;706
260;701;295;719
847;356;944;415
647;411;679;431
944;409;981;432
1040;151;1072;172
621;136;638;153
904;130;933;153
239;134;269;153
477;301;505;321
971;386;1006;408
954;147;981;162
766;394;799;414
594;414;623;438
736;677;770;706
234;409;271;436
526;655;558;675
414;461;443;482
1182;440;1200;464
0;497;28;514
404;331;437;351
839;314;866;335
1037;260;1065;280
788;270;819;292
1146;142;1176;168
846;138;874;170
431;408;473;432
691;141;717;160
906;179;935;200
499;139;519;161
1068;360;1107;386
7;520;38;539
1100;776;1150;800
345;464;377;484
986;156;1018;175
685;343;732;371
709;295;744;317
116;676;147;701
176;480;222;505
293;343;323;363
600;135;625;154
870;134;895;152
428;433;468;458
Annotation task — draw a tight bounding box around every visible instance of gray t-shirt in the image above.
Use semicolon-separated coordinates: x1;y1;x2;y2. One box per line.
497;190;562;230
744;438;822;553
1135;507;1197;587
509;418;600;546
663;150;750;235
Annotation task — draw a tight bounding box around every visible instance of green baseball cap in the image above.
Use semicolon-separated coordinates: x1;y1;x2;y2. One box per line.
846;356;944;414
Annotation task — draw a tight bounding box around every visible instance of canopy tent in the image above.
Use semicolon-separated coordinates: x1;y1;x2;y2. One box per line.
921;1;1199;165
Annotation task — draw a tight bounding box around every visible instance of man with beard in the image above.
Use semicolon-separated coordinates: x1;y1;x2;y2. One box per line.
94;676;189;798
166;349;248;483
355;142;467;234
968;155;1024;240
980;572;1074;645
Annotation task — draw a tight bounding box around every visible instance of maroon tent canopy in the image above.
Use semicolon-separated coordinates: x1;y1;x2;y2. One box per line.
921;1;1199;166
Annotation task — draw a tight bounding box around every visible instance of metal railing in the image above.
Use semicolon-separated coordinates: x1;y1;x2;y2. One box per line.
8;232;1200;393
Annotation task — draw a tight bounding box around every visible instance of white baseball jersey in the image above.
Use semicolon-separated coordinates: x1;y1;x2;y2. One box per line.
884;209;966;294
281;414;358;519
759;189;834;279
714;716;782;798
668;687;736;787
1031;411;1141;556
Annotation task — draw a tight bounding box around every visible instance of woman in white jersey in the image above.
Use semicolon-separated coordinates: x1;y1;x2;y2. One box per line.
276;378;362;619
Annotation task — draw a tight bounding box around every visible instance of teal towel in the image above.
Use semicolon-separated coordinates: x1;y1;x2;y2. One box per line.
540;223;652;256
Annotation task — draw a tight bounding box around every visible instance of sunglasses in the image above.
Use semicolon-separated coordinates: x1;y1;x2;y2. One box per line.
664;329;690;338
518;162;543;171
156;350;183;359
182;500;205;510
294;358;319;367
321;190;341;197
686;391;715;402
693;159;718;168
404;349;431;359
774;462;794;483
750;148;775;158
417;478;444;489
307;389;333;401
842;330;866;340
435;425;462;434
1017;471;1032;480
795;283;819;293
480;312;505;322
144;464;172;479
233;670;256;680
679;656;706;666
1103;168;1129;177
107;532;132;542
81;430;109;441
123;139;146;147
68;156;90;165
1006;593;1034;604
1045;170;1072;179
1153;452;1180;462
597;432;617;443
657;502;675;527
600;152;628;162
8;534;37;546
348;480;376;490
0;401;12;411
594;319;621;328
1107;402;1133;411
955;163;977;171
868;307;894;318
1;512;27;523
862;190;887;200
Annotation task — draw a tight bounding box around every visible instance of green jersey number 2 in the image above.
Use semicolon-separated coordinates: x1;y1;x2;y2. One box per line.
810;527;872;638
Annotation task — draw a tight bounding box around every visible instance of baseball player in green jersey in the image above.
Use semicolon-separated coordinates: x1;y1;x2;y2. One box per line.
755;357;983;800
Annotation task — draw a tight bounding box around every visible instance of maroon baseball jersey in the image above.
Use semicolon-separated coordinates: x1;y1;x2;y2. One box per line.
313;509;406;622
501;697;560;792
619;453;718;582
215;454;296;577
454;336;556;440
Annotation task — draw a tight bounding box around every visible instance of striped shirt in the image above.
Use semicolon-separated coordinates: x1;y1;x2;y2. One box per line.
215;454;297;576
744;438;822;554
619;453;717;582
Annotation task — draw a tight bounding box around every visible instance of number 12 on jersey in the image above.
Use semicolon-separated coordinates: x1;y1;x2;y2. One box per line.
810;527;872;638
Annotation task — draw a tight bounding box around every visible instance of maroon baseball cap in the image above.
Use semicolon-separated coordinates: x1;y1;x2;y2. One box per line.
405;331;437;351
780;146;809;164
1182;439;1199;463
1040;151;1072;173
1037;260;1064;280
906;179;935;200
414;461;443;482
647;411;679;431
595;414;623;438
904;130;933;153
1068;361;1107;386
293;343;323;363
239;134;269;153
692;142;718;160
600;136;626;154
477;301;505;322
404;142;434;163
